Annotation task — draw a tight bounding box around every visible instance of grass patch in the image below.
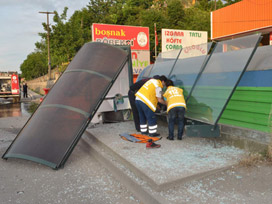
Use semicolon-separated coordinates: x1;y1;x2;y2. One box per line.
28;102;39;114
240;110;272;166
239;138;272;167
239;153;265;167
267;133;272;162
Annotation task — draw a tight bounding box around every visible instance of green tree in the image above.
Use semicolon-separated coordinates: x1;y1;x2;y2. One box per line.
36;7;92;73
87;0;114;23
50;8;69;67
196;0;224;11
167;0;185;28
21;0;224;77
20;52;47;80
224;0;242;6
118;0;153;25
139;8;169;60
179;7;210;37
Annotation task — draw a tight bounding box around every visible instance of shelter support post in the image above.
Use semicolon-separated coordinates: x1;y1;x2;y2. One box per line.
185;119;220;148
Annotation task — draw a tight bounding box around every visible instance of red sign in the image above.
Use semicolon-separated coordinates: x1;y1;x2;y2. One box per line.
92;23;149;50
11;74;19;94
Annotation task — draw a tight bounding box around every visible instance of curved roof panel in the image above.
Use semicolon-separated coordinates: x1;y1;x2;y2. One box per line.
2;42;128;169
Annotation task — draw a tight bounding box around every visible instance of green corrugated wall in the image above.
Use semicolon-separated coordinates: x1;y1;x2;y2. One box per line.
219;87;272;133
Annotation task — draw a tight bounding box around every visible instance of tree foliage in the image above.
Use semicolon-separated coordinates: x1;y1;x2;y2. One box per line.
179;7;210;37
20;52;47;80
20;0;238;78
224;0;242;6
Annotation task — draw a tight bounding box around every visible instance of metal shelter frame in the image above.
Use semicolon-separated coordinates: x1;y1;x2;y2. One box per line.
141;34;263;138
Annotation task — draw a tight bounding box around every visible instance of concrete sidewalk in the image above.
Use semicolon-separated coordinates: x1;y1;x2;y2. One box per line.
84;120;266;203
86;121;245;190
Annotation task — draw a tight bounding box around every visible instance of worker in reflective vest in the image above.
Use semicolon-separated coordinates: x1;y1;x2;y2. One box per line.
135;75;167;137
163;79;186;140
128;78;150;132
128;75;160;132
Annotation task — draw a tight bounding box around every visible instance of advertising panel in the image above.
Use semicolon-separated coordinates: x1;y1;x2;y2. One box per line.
131;50;150;74
92;23;150;74
162;29;208;58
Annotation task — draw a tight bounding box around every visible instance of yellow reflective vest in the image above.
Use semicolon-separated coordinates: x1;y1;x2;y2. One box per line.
163;86;186;113
135;79;163;112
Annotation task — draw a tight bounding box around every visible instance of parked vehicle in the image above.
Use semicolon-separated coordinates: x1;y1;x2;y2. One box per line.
0;72;20;103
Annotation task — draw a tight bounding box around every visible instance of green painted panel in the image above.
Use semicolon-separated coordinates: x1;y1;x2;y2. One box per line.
230;88;272;103
219;87;272;133
222;110;269;125
226;100;271;114
182;85;271;132
219;118;270;133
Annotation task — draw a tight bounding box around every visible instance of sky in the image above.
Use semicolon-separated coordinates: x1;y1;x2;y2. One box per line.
0;0;90;73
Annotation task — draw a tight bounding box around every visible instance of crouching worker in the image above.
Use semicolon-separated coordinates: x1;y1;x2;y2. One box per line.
135;75;167;137
163;80;186;140
128;78;150;132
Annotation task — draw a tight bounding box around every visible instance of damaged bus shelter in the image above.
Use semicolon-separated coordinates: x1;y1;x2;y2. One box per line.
2;34;262;170
138;34;262;138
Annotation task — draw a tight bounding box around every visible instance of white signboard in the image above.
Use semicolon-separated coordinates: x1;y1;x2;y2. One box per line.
161;29;208;58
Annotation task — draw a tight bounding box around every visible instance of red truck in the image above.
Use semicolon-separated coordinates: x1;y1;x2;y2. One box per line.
0;72;20;103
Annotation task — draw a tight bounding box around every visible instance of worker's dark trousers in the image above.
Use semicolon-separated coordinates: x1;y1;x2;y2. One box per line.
135;100;157;134
128;90;140;132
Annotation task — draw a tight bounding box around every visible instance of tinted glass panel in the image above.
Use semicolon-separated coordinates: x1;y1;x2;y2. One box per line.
169;43;213;98
42;72;109;113
7;108;86;165
145;43;213;98
186;34;261;125
149;49;181;77
3;42;128;169
142;64;154;78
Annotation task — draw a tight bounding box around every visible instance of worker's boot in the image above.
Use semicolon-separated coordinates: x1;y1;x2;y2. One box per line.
141;131;148;135
149;133;160;137
146;139;161;149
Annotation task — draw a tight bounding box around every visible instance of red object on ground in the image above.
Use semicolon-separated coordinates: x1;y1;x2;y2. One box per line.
40;88;50;102
146;140;161;148
43;88;50;95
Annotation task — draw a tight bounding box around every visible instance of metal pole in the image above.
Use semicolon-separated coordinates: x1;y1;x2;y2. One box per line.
39;11;55;80
186;42;217;103
167;48;183;78
154;23;157;59
46;13;51;80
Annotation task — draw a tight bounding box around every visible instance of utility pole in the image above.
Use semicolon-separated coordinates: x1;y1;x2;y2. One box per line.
214;0;216;10
154;23;157;59
39;11;55;80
